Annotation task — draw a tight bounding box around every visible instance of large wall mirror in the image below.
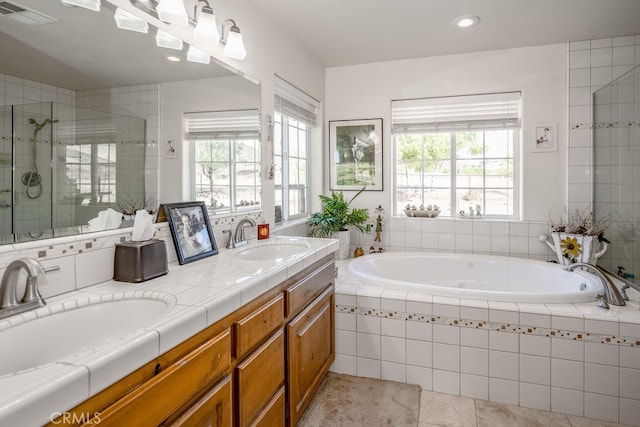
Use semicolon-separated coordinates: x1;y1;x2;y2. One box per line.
0;0;260;244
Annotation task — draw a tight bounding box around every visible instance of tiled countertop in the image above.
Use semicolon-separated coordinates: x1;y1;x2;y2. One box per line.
0;236;338;427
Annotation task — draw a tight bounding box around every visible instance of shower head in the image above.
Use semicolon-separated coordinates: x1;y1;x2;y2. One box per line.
28;118;37;125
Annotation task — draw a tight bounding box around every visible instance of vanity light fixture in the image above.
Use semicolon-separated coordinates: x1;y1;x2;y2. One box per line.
60;0;100;12
187;45;210;64
114;7;149;33
220;19;246;60
193;0;219;42
156;28;184;50
156;0;188;26
165;55;182;62
452;14;480;28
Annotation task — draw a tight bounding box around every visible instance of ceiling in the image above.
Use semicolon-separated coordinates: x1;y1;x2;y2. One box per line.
250;0;640;67
0;0;234;91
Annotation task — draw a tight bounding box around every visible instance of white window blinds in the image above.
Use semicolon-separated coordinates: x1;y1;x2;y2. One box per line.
185;109;260;140
274;75;319;127
391;92;521;134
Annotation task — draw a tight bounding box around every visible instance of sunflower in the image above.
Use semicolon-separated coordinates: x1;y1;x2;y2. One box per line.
560;236;582;258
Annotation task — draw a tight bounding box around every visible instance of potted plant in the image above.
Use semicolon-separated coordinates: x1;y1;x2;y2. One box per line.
540;208;610;265
308;187;369;259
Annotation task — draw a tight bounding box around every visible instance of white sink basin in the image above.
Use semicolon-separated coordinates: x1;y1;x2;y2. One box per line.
234;243;309;261
0;295;173;376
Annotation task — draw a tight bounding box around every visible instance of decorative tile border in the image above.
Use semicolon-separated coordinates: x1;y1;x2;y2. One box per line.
336;304;640;348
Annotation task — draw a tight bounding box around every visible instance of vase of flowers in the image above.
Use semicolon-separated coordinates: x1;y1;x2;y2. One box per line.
540;208;610;265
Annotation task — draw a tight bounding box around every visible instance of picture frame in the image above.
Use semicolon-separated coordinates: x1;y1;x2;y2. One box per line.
163;201;218;264
329;118;383;191
534;123;557;152
164;137;177;158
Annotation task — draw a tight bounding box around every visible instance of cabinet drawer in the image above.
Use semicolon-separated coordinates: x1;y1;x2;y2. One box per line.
237;330;285;427
235;294;284;358
249;386;285;427
167;375;232;427
285;260;334;317
92;328;231;426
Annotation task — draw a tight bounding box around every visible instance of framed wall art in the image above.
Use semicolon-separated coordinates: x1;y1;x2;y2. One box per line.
534;122;557;152
329;118;383;191
164;201;218;264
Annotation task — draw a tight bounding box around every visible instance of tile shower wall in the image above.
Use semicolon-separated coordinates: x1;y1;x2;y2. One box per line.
333;263;640;426
0;74;76;235
567;35;640;209
567;34;640;282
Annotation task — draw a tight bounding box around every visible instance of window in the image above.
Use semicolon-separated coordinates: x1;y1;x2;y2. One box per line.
186;110;261;213
273;76;318;222
65;142;116;204
392;92;521;218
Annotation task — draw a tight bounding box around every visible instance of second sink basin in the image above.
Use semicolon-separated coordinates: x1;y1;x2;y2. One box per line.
0;293;174;377
234;242;310;261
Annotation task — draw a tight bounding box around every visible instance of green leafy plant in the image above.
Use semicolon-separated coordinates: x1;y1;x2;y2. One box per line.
308;187;369;237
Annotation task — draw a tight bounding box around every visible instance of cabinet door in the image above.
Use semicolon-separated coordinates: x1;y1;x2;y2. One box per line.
236;329;285;427
168;375;232;427
287;286;334;426
248;386;285;427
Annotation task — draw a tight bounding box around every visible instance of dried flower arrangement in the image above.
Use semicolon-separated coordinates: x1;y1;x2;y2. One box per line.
117;196;157;216
550;208;610;243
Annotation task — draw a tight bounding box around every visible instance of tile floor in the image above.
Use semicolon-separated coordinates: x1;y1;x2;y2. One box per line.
418;391;630;427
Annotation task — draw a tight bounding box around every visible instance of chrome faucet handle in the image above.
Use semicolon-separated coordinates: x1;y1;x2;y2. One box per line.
620;284;630;301
595;293;609;309
223;229;235;249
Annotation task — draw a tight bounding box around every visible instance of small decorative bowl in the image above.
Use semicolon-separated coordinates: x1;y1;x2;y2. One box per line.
403;209;414;217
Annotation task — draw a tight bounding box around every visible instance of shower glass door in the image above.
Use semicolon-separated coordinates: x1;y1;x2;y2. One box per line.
593;65;640;281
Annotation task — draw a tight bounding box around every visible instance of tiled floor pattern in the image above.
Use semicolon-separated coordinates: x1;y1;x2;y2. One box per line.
419;390;630;427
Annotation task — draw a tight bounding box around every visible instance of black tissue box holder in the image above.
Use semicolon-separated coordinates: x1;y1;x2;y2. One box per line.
114;239;168;283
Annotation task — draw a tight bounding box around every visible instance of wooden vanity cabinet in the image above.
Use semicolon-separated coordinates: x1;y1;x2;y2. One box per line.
49;255;335;427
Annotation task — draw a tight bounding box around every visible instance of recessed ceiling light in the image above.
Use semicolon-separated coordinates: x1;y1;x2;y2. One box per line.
165;55;181;62
452;15;480;28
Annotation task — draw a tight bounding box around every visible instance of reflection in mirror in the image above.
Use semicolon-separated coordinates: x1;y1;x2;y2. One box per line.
187;109;261;213
0;0;260;244
0;102;146;239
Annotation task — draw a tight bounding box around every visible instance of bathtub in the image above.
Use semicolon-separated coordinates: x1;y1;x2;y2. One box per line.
347;252;602;303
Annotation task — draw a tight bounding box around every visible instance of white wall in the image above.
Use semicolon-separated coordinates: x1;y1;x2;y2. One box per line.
326;44;567;223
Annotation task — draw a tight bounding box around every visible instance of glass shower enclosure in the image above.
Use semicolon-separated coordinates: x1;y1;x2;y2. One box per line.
0;102;146;241
593;65;640;281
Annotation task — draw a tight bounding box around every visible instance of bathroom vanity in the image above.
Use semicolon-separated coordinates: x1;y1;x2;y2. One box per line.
49;255;334;426
0;237;337;427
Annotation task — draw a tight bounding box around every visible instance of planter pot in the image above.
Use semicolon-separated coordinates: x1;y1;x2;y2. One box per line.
543;232;608;265
333;230;351;260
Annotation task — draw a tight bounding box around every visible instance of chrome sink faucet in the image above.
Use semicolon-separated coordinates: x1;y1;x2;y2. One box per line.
0;258;58;320
233;217;257;248
222;217;257;250
563;262;626;309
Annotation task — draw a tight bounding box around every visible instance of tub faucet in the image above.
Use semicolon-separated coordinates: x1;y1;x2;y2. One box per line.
563;263;626;309
0;258;58;320
233;217;257;248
